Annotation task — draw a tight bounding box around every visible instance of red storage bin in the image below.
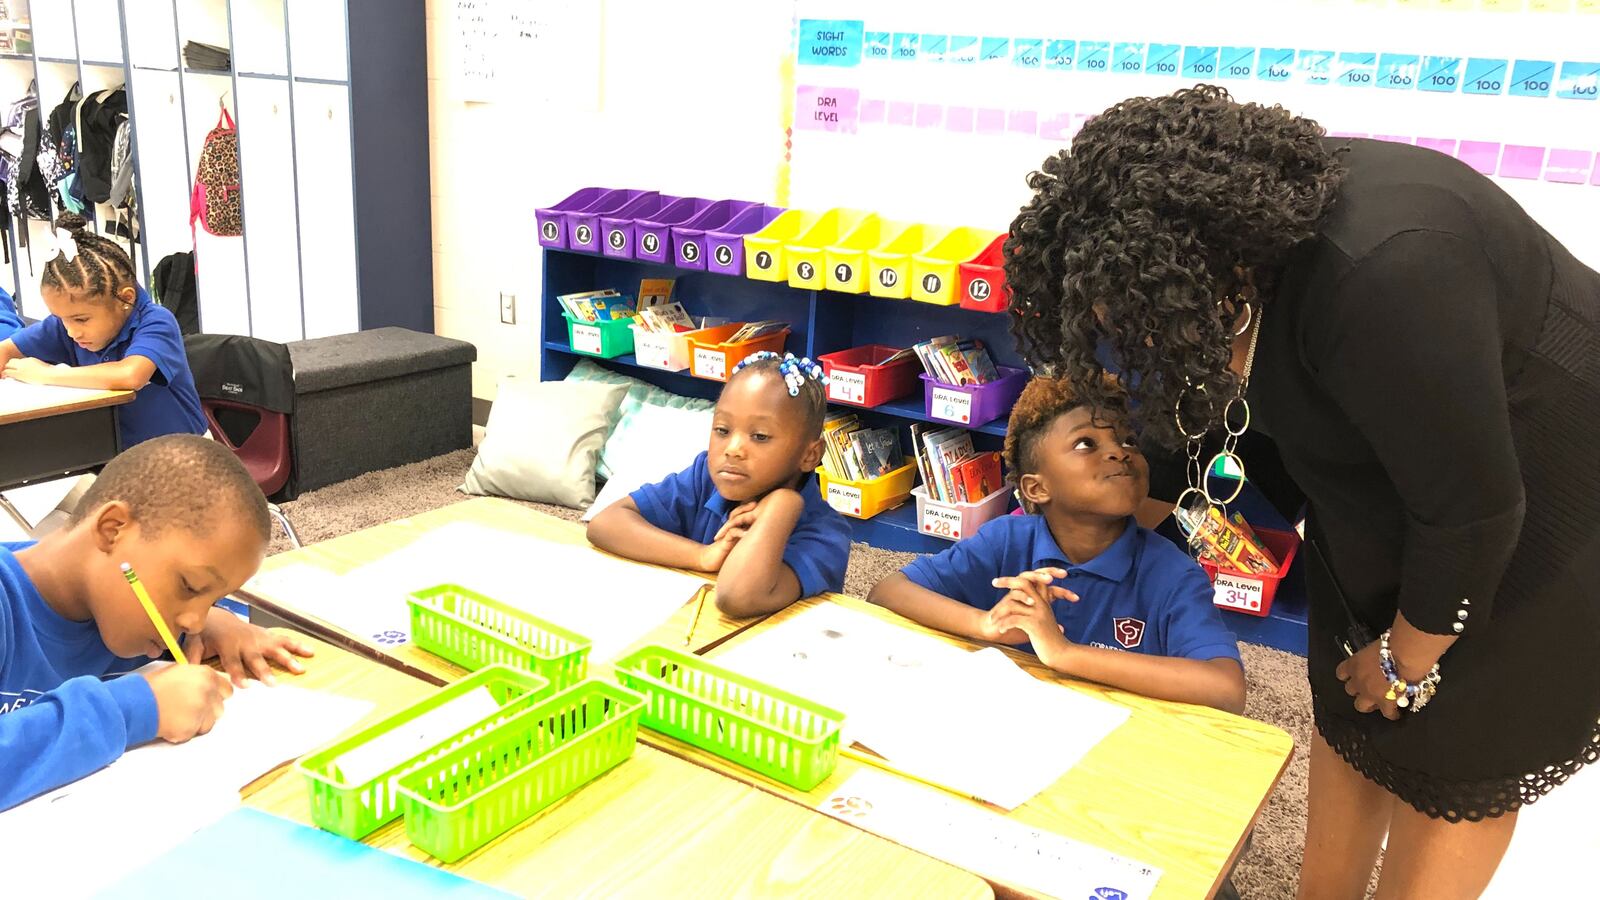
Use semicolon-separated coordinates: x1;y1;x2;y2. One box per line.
1200;526;1300;617
958;234;1009;313
817;345;920;408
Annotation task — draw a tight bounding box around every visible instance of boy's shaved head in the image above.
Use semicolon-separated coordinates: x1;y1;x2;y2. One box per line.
74;435;269;542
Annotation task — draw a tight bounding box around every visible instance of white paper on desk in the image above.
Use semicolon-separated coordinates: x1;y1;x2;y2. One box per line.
820;768;1163;900
714;603;1131;809
249;522;708;663
331;687;500;784
0;663;373;899
0;378;108;415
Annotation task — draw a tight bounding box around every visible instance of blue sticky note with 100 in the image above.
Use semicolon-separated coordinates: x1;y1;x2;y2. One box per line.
1463;58;1506;94
1114;42;1145;74
1182;46;1219;79
1556;61;1599;100
1146;43;1180;76
1419;56;1462;93
1258;48;1295;82
1079;41;1110;72
1219;46;1255;79
1510;59;1555;97
1045;40;1076;69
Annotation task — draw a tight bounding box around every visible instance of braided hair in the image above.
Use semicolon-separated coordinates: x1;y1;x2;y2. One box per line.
726;352;828;440
42;212;138;305
1004;85;1345;449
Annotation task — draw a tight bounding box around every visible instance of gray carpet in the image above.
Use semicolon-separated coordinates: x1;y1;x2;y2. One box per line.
268;450;1318;898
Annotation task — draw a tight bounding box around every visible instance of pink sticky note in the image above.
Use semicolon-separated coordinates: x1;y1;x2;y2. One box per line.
1372;135;1414;144
915;103;943;129
1038;112;1075;141
794;85;861;134
1328;131;1369;139
887;100;914;126
859;99;886;125
1593;154;1600;186
1416;137;1458;156
976;108;1006;136
1457;141;1501;174
1543;148;1593;183
945;106;975;133
1007;110;1038;135
1498;144;1545;179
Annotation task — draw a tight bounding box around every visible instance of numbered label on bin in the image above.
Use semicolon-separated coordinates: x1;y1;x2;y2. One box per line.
695;348;727;380
967;278;993;303
931;387;973;424
641;232;660;255
607;229;628;252
574;224;594;246
540;221;559;242
572;324;603;355
681;241;702;263
827;482;864;516
636;336;672;370
921;503;964;539
829;371;867;404
1213;572;1264;612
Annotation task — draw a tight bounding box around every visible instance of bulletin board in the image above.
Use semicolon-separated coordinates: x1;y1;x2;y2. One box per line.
784;0;1600;267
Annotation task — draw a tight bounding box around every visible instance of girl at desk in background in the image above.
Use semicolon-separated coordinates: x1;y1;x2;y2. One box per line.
868;376;1247;713
0;214;205;449
588;351;851;618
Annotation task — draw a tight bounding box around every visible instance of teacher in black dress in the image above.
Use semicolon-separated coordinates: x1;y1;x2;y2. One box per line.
1004;85;1599;898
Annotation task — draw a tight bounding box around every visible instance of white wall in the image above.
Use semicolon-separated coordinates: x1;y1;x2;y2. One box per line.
424;0;1600;403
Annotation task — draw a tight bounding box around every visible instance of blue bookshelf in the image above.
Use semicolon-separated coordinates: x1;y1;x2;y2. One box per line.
538;246;1310;653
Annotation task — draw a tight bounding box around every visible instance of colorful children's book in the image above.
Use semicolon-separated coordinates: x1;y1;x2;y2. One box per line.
950;451;1002;503
727;320;789;343
639;302;694;333
638;278;676;309
557;289;622;322
851;428;903;478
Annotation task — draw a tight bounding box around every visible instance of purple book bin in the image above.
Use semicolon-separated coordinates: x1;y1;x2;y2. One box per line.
564;189;652;254
671;200;760;271
633;197;713;264
704;204;786;276
535;187;606;250
600;194;680;259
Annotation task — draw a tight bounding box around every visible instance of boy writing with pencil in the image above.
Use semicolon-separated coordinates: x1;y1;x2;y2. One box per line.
869;377;1246;713
1;435;313;810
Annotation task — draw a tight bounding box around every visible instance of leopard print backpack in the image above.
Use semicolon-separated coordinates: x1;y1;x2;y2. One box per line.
190;108;241;236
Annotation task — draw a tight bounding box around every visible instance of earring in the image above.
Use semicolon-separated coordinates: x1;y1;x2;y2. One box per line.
1232;301;1254;336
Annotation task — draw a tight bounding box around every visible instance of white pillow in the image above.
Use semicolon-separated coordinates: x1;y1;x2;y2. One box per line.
582;403;713;521
460;377;631;508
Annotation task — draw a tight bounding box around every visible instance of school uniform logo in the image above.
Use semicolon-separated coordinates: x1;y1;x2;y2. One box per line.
1112;617;1145;650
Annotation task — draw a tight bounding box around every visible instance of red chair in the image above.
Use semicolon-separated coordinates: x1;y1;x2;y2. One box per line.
184;334;301;546
198;398;301;547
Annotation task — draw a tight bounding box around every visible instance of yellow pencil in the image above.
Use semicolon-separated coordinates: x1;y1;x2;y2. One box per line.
683;583;712;647
839;746;993;807
122;562;187;664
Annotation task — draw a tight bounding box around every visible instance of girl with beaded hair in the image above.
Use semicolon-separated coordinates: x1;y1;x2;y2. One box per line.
1004;84;1600;897
588;352;852;618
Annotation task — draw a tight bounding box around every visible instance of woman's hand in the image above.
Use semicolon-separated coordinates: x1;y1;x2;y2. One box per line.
1335;640;1401;721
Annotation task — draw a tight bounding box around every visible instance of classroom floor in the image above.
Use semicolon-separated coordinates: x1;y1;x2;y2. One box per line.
6;447;1587;896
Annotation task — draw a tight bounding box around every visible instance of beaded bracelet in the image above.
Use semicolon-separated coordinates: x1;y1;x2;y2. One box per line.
1378;629;1443;712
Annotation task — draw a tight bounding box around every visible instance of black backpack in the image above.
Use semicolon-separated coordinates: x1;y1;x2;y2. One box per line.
152;251;200;335
74;86;126;206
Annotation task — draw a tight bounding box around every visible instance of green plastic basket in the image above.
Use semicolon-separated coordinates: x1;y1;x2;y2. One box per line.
395;679;646;863
564;313;636;359
613;644;845;790
296;665;551;841
408;584;591;689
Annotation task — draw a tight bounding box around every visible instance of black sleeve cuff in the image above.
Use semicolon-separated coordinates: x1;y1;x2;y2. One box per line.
1398;497;1525;635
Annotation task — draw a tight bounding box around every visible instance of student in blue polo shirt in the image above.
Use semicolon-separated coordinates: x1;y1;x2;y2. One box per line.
0;288;20;339
0;214;204;448
589;352;851;617
870;376;1246;713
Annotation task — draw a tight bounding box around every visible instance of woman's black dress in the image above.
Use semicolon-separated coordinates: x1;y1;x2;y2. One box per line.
1242;138;1599;821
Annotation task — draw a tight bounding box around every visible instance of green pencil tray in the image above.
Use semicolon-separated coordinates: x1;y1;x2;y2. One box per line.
395;679;646;863
296;664;551;841
613;644;845;790
408;584;591;690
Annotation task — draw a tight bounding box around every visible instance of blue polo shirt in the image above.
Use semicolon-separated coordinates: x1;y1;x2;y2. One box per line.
8;286;205;448
631;451;852;598
903;515;1241;662
1;542;157;810
0;287;20;339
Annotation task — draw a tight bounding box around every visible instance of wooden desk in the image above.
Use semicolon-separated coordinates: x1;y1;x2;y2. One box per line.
0;382;132;492
652;594;1294;900
245;631;993;899
239;497;763;685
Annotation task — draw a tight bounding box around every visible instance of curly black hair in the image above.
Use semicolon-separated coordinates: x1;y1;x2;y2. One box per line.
1004;85;1345;449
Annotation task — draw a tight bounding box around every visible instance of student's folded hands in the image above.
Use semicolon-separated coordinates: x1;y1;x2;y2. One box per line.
985;568;1075;649
185;608;316;687
1;356;52;383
